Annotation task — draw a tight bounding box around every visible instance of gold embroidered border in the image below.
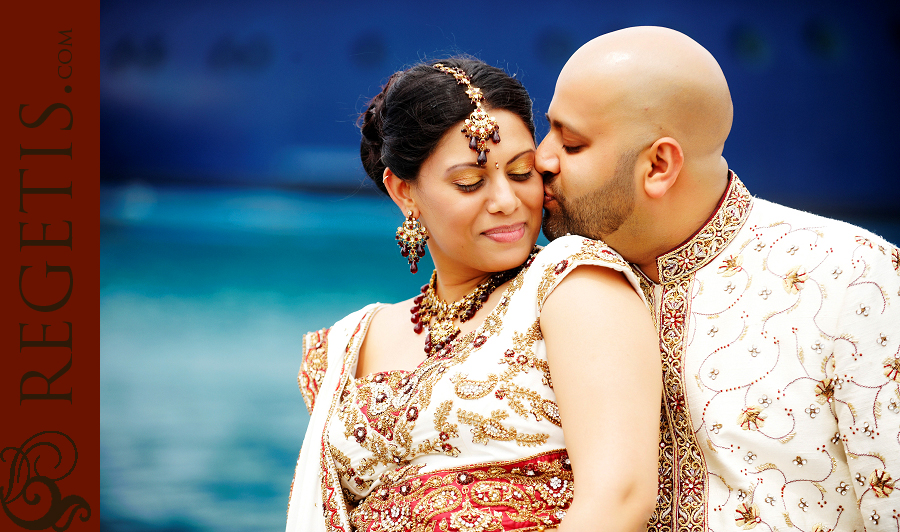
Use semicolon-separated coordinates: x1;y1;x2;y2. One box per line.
536;238;631;309
648;277;708;531
349;449;572;532
648;173;753;531
300;328;330;413
657;174;753;281
321;314;379;532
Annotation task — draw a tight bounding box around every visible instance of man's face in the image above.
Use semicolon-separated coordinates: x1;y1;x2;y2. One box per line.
536;80;640;243
541;148;637;241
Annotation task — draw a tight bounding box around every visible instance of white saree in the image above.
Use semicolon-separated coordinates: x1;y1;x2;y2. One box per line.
286;304;377;531
285;235;646;532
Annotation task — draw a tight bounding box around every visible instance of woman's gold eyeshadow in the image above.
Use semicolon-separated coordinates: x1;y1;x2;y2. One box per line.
451;170;484;186
507;162;533;175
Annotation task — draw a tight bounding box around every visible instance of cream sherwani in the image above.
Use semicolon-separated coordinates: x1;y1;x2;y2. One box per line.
640;174;900;531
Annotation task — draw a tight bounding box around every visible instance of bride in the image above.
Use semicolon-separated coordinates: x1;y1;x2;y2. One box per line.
286;57;661;532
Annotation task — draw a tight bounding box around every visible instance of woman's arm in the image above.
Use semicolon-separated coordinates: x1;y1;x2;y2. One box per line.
541;265;661;532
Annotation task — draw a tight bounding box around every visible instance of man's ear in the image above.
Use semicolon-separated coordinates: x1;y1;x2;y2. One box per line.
383;168;417;216
642;137;683;199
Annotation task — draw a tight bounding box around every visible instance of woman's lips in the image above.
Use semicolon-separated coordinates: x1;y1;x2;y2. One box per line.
483;223;526;243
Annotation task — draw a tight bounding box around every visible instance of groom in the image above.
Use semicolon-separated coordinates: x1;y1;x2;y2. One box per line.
536;26;900;530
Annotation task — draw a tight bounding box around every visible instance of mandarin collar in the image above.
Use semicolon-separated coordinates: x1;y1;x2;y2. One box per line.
648;171;753;283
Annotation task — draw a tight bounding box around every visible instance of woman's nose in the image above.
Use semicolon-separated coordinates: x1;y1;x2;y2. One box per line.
487;176;520;214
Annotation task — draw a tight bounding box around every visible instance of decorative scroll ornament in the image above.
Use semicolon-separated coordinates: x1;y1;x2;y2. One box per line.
1;431;91;530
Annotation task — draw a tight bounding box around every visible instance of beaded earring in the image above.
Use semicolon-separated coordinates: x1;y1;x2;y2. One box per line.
396;211;428;274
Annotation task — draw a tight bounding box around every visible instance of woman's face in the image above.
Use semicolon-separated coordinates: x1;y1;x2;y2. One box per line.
411;108;543;280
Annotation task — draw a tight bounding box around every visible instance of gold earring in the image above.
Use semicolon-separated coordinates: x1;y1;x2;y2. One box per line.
396;211;428;274
495;162;499;169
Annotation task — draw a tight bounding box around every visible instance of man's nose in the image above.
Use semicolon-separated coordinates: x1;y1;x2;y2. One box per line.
535;136;559;180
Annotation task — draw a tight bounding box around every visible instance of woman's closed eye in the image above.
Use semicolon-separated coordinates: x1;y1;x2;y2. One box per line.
455;179;484;192
454;162;533;191
509;170;534;181
562;145;583;154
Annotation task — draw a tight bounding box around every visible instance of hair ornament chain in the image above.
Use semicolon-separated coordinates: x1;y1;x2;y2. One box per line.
433;63;501;166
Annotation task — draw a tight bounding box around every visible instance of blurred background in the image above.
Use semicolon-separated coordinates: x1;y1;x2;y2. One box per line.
100;1;900;531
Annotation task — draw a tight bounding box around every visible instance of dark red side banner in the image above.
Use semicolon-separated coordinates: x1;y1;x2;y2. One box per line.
1;2;100;531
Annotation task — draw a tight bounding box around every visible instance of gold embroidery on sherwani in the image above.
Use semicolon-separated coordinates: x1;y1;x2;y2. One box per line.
639;175;900;531
647;174;753;532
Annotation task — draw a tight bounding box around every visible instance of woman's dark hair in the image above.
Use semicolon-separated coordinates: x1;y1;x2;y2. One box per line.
360;57;534;195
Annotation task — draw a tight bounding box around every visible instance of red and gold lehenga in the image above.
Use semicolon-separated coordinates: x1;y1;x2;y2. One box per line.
286;235;645;532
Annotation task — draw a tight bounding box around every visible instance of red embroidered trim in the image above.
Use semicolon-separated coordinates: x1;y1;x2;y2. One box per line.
349;450;573;531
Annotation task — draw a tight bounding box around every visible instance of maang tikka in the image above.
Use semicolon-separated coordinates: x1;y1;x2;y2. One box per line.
433;63;500;166
396;211;428;274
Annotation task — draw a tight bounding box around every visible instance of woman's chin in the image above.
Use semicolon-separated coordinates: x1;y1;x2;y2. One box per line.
482;239;538;273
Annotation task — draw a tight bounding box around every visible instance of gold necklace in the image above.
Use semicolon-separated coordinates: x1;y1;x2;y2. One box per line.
410;249;537;357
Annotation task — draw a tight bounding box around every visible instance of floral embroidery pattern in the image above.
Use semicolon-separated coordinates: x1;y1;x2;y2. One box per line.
640;172;900;532
718;254;744;277
734;502;761;529
868;470;895;498
814;378;836;404
457;409;549;447
884;356;900;383
657;175;752;281
782;265;808;294
452;373;498;400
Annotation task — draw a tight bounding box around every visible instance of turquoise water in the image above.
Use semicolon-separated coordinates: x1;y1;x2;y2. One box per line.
100;184;434;531
100;184;899;531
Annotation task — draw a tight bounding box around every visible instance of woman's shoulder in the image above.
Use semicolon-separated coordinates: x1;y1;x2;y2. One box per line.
304;302;385;345
524;235;646;310
367;296;419;327
298;302;383;413
297;297;414;372
532;234;630;270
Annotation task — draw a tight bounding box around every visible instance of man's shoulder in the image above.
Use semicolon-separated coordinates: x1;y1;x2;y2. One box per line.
749;197;897;249
745;198;899;278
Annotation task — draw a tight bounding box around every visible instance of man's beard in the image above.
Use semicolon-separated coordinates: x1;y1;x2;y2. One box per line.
542;149;638;241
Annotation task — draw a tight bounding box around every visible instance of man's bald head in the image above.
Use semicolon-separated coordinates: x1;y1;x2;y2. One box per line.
559;26;733;164
538;27;736;278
